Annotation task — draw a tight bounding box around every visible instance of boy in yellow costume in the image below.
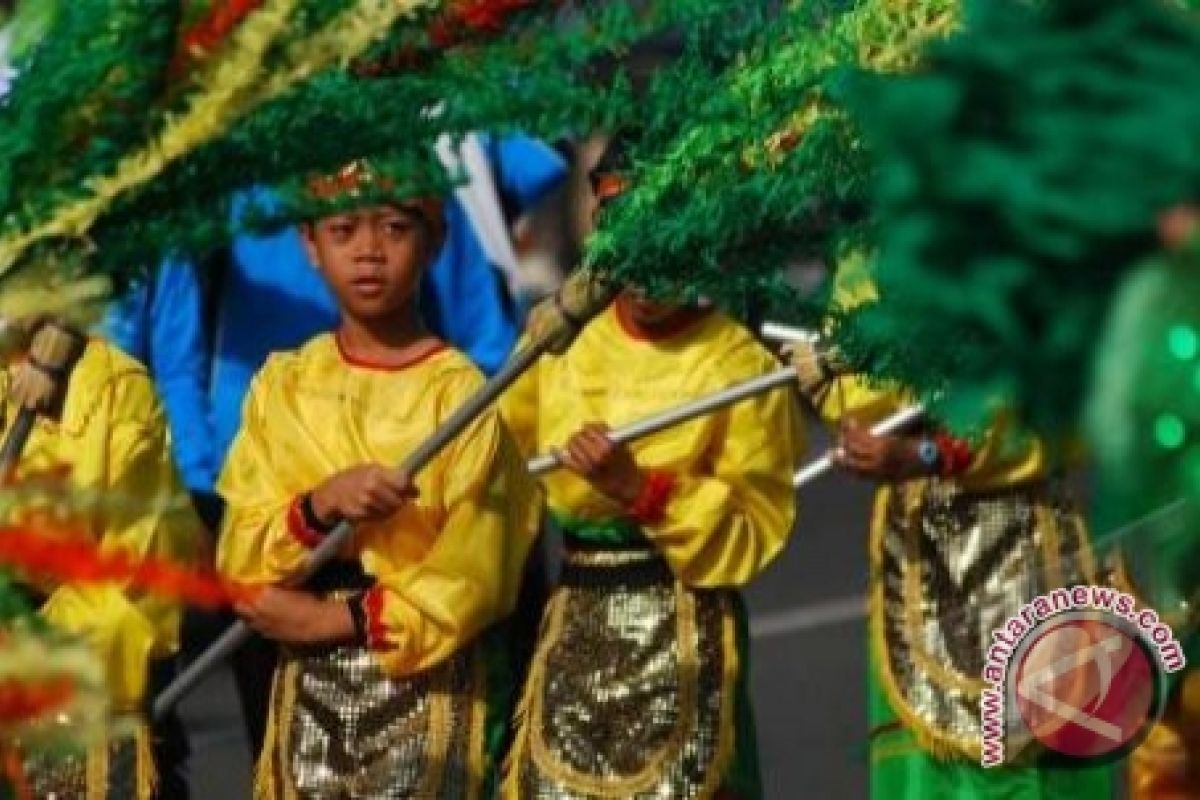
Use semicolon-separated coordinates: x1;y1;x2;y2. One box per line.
2;326;203;799
216;161;538;799
790;265;1111;799
500;162;805;799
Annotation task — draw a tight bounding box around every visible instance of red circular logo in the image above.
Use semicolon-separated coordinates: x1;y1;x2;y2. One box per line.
1013;616;1156;758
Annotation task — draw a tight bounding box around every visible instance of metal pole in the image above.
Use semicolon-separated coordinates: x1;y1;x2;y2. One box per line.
792;405;925;487
525;367;799;475
760;321;819;345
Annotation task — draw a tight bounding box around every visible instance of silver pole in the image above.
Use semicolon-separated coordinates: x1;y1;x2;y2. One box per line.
760;321;819;345
525;367;798;475
792;405;925;487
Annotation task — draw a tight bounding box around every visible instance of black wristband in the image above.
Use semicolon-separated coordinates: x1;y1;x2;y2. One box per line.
300;492;337;535
347;592;369;645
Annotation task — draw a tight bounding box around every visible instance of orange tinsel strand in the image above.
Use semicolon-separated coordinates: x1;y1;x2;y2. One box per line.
0;527;257;610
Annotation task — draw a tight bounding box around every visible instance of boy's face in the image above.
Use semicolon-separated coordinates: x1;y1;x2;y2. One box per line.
302;204;434;321
625;285;683;327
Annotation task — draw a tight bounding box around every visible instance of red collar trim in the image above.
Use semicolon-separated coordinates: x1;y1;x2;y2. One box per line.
334;332;447;372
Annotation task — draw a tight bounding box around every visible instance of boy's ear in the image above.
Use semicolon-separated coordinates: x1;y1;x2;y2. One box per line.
299;223;322;269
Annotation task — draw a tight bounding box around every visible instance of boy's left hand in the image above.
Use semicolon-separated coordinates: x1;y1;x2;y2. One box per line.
556;422;646;507
236;587;354;645
834;418;927;481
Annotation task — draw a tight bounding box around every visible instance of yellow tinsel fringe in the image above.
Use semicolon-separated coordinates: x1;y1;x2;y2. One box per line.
0;0;442;280
0;0;298;275
748;0;960;167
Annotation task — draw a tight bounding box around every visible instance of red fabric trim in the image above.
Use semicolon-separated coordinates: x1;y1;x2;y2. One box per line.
628;471;677;526
286;496;326;549
934;432;973;477
363;586;391;651
613;294;712;342
334;333;447;372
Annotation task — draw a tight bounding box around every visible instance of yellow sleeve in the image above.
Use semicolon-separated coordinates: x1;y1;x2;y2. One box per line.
641;364;805;588
366;405;538;676
39;375;203;711
497;334;540;458
216;364;310;584
815;373;904;426
956;411;1047;489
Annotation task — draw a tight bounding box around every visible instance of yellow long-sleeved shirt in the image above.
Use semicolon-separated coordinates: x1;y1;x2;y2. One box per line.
1;339;203;711
501;300;805;588
216;334;539;677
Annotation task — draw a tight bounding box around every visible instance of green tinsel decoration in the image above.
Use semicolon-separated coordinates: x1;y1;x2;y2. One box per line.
1086;239;1200;625
837;0;1200;433
1087;239;1200;527
2;0;756;293
0;1;180;229
585;0;957;325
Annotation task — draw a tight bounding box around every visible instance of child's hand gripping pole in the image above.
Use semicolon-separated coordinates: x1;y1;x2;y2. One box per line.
792;405;925;488
758;322;927;488
525;366;800;476
151;271;617;722
0;318;89;481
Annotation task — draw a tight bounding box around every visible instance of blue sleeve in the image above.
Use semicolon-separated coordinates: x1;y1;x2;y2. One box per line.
489;134;568;212
421;136;564;375
145;259;218;493
422;201;519;376
99;284;150;361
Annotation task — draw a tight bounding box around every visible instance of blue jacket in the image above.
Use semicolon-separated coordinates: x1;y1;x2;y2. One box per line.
105;135;566;492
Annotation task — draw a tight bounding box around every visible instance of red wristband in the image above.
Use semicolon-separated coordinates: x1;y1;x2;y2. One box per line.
627;471;677;526
362;586;391;651
286;495;327;548
934;432;973;477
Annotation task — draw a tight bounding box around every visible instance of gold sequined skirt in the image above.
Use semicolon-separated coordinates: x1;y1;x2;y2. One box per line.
505;545;740;800
254;640;488;800
871;477;1097;761
21;720;155;800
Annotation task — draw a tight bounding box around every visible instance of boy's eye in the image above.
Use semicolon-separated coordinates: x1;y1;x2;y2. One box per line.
383;219;414;238
328;222;354;239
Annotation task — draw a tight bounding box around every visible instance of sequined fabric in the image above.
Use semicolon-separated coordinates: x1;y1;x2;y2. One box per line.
24;732;142;800
257;641;484;800
874;477;1095;758
513;548;737;799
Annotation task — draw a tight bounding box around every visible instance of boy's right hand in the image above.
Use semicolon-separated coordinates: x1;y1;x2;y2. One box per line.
310;465;417;525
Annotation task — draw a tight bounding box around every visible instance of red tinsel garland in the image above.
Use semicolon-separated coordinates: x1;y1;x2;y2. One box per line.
175;0;542;77
173;0;266;73
430;0;537;46
0;526;257;609
356;0;550;75
0;677;75;726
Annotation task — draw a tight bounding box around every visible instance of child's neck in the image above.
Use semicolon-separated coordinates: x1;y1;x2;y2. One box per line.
337;312;438;369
